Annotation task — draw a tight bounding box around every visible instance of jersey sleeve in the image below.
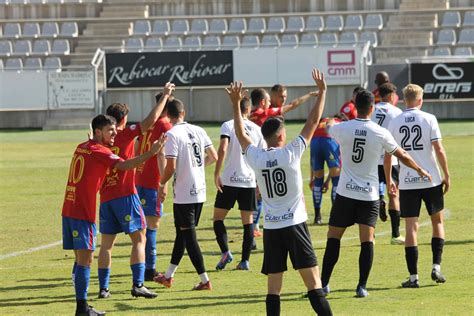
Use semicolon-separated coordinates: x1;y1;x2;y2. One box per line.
164;131;178;159
285;135;307;162
244;144;259;168
382;129;399;154
123;124;142;140
220;121;231;139
93;146;124;168
202;129;213;149
430;116;442;142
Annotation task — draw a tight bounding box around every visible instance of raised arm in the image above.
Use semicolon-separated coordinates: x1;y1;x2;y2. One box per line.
433;140;450;194
300;69;327;144
226;82;253;151
139;82;175;132
281;91;318;114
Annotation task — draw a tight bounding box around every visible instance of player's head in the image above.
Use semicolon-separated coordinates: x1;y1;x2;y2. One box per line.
374;71;390;87
261;116;286;147
106;103;129;127
155;92;175;117
379;83;398;104
355;89;375;117
91;114;117;146
167;98;186;121
270;84;287;108
402;84;424;108
251;88;271;110
240;97;251;116
351;86;365;102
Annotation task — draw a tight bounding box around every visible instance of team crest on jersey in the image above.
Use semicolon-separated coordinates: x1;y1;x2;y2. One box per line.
130;124;137;130
404;171;430;184
109;154;120;160
291;139;300;147
345;179;372;193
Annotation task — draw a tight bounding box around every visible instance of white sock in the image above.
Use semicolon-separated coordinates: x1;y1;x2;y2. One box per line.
432;264;441;272
165;264;178;279
199;272;209;283
410;274;418;282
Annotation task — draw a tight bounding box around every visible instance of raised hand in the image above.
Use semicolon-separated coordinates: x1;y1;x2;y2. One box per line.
311;68;327;92
150;134;167;155
225;81;244;107
163;82;175;97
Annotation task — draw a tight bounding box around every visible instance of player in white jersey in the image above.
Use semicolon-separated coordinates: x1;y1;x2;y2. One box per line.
213;97;266;271
370;83;405;245
385;84;450;288
320;89;430;298
227;69;333;316
154;98;218;291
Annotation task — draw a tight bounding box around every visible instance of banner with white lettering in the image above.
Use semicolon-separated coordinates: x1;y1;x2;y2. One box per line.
410;62;474;100
105;51;233;88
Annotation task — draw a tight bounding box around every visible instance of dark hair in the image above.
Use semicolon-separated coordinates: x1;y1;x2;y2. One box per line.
240;97;251;113
355;90;374;115
91;114;116;132
167;98;185;119
250;88;267;107
154;92;175;114
378;83;397;98
106;103;129;124
270;84;286;93
353;86;365;95
261;116;284;139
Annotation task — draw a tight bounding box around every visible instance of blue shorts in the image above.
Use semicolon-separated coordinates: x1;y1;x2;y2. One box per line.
310;137;341;171
136;186;164;217
99;194;146;235
62;217;96;251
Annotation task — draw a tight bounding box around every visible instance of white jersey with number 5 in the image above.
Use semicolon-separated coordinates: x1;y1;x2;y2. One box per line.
164;122;213;204
371;102;403;165
220;119;265;188
245;136;307;229
329;118;399;201
388;108;442;190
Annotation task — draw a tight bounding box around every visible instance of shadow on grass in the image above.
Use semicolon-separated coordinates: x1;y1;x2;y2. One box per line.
418;239;474;246
0;294;73;307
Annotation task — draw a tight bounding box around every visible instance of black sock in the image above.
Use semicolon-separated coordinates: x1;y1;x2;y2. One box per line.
170;227;186;265
242;223;253;261
266;294;280;316
358;241;374;288
76;299;88;313
431;237;444;265
213;220;228;253
389;210;400;238
307;289;333;316
405;246;418;275
182;228;206;274
321;238;340;287
315;208;321;221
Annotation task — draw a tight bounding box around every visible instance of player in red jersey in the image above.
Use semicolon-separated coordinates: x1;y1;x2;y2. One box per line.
339;86;364;121
372;72;399;105
96;82;175;300
62;114;164;316
135;92;174;281
270;84;318;109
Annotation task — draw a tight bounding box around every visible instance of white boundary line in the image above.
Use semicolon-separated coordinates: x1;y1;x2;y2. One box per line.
0;240;63;261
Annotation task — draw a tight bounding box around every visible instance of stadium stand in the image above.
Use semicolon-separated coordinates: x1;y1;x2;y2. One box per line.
266;17;285;34
202;35;220;49
189;18;208;35
280;34;299;47
24;56;42;71
247;17;266;34
144;37;162;51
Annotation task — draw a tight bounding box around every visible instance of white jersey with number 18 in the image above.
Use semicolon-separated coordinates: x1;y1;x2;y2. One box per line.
388;108;442;190
164;122;213;204
245;136;307;230
329;118;399;201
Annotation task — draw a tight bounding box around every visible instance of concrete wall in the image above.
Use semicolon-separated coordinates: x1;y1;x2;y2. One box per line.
0;110;48;129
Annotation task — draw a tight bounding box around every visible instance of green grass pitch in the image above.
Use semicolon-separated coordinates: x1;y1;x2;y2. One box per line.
0;120;473;315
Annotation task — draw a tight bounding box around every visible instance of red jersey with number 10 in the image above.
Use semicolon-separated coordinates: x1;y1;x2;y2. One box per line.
100;124;142;203
135;117;173;189
62;140;123;222
250;107;283;127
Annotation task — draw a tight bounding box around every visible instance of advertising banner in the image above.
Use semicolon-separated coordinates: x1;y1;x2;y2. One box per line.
48;71;95;109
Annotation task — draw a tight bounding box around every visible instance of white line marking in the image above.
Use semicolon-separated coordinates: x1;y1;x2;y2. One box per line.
0;240;63;261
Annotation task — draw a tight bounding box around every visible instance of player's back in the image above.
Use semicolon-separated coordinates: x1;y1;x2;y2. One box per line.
245;136;307;229
388;108;442;189
372;102;403;129
165;122;212;203
329;119;398;201
220;118;265;188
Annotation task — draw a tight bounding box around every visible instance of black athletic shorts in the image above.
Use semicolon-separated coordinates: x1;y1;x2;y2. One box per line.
399;185;444;218
378;165;400;184
214;186;256;211
329;194;379;228
173;203;203;228
261;222;317;275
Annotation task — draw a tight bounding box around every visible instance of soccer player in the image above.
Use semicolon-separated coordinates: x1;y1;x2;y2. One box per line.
154;98;218;290
372;71;399;105
309;115;342;225
62;114;164;316
96;82;175;299
320;89;430;298
385;84;450;288
213;97;266;271
339;86;364;121
135;92;174;281
370;83;404;245
227;69;333;316
270;83;317;109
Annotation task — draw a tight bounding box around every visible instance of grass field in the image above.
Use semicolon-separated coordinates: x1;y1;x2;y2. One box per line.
0;121;473;315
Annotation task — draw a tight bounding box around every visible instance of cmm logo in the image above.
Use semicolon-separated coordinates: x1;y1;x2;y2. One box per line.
327;50;356;76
